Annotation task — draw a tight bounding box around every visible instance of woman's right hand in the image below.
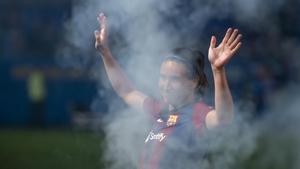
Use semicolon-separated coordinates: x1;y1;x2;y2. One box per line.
94;13;108;51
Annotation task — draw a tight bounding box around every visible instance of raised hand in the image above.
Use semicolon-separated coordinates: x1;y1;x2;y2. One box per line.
94;13;108;51
208;28;242;71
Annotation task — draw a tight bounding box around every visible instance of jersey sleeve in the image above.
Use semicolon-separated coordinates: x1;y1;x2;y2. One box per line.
142;97;163;118
192;102;213;131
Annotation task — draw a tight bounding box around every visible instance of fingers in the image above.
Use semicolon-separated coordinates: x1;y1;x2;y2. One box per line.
227;29;239;45
94;30;100;40
221;28;233;44
229;34;242;50
222;28;242;53
231;42;242;55
97;13;106;29
94;30;100;35
210;36;217;49
96;12;107;41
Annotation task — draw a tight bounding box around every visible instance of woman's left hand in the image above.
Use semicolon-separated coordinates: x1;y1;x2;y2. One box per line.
208;28;242;71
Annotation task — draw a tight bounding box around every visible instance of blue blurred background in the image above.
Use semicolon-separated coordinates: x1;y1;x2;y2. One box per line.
0;0;110;128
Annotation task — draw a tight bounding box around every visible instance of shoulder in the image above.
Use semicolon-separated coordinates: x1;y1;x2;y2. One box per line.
193;102;213;114
143;97;166;118
192;102;213;130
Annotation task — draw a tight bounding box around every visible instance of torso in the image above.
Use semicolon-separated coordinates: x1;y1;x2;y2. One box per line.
141;98;212;169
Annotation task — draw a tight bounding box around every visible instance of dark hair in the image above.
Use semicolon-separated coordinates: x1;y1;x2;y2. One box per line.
164;47;208;96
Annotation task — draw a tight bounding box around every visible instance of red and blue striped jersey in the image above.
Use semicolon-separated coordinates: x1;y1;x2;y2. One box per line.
140;97;212;169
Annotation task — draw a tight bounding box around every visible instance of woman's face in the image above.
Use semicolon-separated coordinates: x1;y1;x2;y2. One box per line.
159;60;197;107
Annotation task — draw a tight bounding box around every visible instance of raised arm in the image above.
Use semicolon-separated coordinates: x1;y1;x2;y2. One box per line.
94;13;147;111
205;28;242;129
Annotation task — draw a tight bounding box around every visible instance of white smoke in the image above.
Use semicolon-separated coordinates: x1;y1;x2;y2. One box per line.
56;0;300;169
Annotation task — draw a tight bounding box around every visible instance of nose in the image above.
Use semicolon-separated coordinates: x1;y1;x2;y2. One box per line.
164;78;172;91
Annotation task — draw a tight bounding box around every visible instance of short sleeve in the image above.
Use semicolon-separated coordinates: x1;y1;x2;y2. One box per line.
192;102;213;131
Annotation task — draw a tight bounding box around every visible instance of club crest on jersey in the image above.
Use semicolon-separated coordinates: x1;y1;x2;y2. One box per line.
167;115;178;127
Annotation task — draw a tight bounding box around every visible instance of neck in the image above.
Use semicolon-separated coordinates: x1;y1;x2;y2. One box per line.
169;95;196;111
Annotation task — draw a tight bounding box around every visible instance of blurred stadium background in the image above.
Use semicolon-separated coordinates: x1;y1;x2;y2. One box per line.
0;0;299;168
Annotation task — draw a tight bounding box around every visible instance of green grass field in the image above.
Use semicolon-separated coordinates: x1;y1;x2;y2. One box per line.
0;129;105;169
0;128;298;169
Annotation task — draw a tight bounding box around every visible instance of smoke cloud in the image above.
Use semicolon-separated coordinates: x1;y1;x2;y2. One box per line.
56;0;300;168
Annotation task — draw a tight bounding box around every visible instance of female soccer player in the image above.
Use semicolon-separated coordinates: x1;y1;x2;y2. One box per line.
94;13;242;169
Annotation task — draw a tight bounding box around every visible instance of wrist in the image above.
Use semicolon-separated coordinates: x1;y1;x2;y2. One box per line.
211;66;225;73
98;46;110;54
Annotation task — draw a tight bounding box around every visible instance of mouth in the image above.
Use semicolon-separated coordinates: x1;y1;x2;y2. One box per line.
161;92;175;101
162;92;171;97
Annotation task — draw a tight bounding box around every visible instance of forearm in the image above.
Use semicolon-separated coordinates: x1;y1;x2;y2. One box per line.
99;48;135;98
212;67;234;124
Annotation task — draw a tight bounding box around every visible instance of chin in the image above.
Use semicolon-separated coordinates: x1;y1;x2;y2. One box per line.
162;96;178;105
